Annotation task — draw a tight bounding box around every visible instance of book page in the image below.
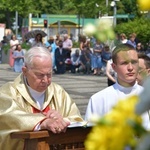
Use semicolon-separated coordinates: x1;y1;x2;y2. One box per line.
68;121;94;128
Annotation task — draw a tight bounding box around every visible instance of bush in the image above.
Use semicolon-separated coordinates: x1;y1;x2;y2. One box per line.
21;42;31;50
2;42;31;54
1;44;10;54
73;41;80;48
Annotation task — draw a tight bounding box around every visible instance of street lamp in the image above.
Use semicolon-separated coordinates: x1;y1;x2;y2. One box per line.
110;0;119;26
95;3;101;18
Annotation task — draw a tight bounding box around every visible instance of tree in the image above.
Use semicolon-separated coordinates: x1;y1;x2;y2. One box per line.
72;0;107;18
0;0;144;30
0;0;40;28
0;0;40;17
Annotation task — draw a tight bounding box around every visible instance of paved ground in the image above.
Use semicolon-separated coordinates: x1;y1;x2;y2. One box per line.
0;64;108;118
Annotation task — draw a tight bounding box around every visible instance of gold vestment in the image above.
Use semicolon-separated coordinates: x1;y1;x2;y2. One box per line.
0;74;83;150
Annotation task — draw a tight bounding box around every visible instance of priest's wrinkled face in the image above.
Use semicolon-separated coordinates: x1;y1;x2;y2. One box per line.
22;56;52;92
112;49;139;87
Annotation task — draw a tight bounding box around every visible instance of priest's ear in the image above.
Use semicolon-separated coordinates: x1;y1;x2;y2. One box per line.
22;66;28;76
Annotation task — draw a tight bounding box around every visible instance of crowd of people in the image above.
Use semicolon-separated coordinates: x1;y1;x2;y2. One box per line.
40;32;150;77
1;31;150;76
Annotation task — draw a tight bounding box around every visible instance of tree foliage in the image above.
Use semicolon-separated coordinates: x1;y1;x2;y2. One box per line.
0;0;146;31
0;0;141;18
0;0;39;16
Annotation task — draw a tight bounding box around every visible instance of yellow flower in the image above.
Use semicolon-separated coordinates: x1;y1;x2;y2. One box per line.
85;95;143;150
137;0;150;11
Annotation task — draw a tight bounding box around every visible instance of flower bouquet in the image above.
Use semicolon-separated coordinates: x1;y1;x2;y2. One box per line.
84;19;115;43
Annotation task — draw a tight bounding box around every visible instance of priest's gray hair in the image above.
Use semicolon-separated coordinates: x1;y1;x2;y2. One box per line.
24;46;52;68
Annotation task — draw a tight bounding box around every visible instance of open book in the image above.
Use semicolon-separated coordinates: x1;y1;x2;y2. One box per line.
68;121;94;128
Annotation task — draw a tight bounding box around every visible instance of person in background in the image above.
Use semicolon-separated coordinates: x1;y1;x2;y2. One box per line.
45;42;52;52
91;40;103;75
0;46;83;150
5;29;13;41
136;42;145;54
31;33;44;47
63;34;73;59
90;36;96;47
137;53;150;85
112;33;121;48
1;36;9;45
78;47;91;74
106;59;117;86
45;36;57;70
55;40;66;74
55;34;62;46
120;33;128;44
13;44;24;73
70;33;75;41
101;45;112;74
79;35;90;53
132;32;140;45
9;35;19;68
145;41;150;57
127;33;136;48
71;49;81;73
85;43;150;130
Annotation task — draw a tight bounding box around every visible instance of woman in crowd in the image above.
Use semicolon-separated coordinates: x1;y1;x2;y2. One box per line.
106;59;117;86
120;33;128;44
13;44;24;73
79;35;90;53
31;33;44;47
91;40;103;75
127;33;136;48
45;36;57;70
136;42;145;54
101;45;112;73
9;35;19;68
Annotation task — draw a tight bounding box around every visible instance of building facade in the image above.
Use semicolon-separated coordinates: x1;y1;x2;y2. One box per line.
22;14;98;42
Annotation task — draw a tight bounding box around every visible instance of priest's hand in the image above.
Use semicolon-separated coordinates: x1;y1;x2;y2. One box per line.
40;110;70;133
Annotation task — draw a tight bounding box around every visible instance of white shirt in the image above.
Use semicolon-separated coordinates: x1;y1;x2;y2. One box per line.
63;38;72;49
85;81;150;129
107;59;117;78
25;77;45;110
28;86;45;110
121;39;128;44
10;39;19;50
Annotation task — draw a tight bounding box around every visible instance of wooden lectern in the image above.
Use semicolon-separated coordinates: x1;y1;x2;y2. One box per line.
11;127;91;150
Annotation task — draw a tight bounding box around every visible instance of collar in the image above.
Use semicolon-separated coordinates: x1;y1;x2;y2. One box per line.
114;80;139;94
24;76;45;96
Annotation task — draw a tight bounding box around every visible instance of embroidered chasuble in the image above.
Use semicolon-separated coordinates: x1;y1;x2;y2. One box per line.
0;74;83;150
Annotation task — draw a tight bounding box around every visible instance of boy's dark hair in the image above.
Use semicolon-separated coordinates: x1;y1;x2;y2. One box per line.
138;53;150;69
